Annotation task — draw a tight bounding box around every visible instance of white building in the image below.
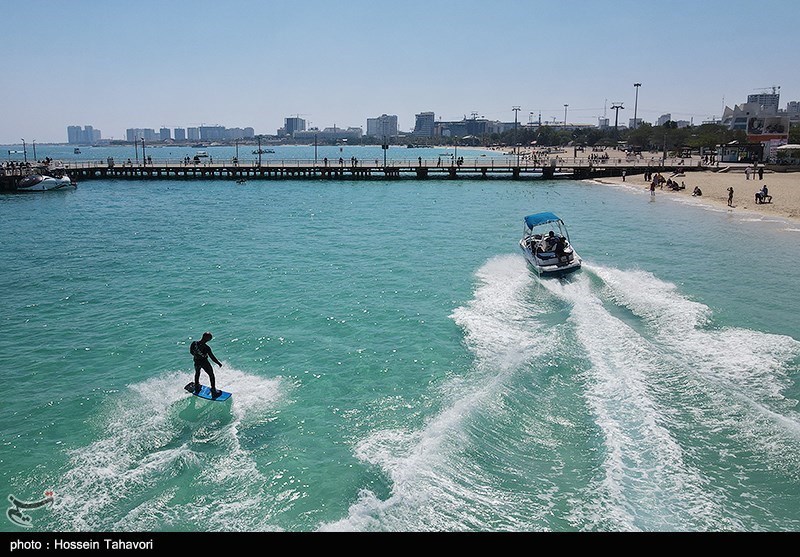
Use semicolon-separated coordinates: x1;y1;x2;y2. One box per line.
366;114;399;138
293;126;363;142
747;91;780;115
656;113;672;126
413;112;436;137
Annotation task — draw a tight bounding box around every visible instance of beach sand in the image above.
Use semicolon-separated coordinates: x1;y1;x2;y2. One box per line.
590;167;800;223
482;145;800;222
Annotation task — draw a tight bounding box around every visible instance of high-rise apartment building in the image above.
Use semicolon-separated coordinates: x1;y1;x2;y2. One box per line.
126;128;155;141
174;128;186;141
413;112;435;137
160;127;172;141
199;126;225;141
367;114;399;138
67;125;101;144
284;117;306;137
747;91;780;115
67;126;82;144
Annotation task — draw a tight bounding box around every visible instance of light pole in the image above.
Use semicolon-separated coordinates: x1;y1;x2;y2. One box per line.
633;83;641;129
141;138;146;165
21;139;27;163
32;140;37;161
512;106;520;156
611;103;624;135
564;104;568;126
134;137;139;165
257;136;262;167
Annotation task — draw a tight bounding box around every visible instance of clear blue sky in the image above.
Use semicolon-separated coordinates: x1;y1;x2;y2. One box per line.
2;0;798;143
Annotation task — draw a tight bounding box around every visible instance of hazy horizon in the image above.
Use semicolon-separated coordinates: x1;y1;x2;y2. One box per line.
2;0;799;144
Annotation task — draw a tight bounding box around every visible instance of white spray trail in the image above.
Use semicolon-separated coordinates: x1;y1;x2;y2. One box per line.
320;255;553;531
50;366;285;531
539;272;731;531
592;264;800;471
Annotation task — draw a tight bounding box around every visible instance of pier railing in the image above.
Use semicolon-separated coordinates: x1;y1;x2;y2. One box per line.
1;155;710;189
40;156;702;171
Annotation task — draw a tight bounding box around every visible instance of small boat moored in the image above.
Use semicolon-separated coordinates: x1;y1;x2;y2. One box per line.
519;211;582;277
16;173;76;192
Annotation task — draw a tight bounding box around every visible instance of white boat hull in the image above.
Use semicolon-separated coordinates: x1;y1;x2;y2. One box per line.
17;175;75;191
519;239;582;277
519;212;582;278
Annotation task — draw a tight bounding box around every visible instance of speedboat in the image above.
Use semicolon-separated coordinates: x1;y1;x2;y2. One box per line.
195;150;209;158
17;174;76;192
252;148;275;154
519;212;581;277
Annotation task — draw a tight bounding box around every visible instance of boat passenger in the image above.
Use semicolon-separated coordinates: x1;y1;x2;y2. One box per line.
555;236;567;262
545;230;559;251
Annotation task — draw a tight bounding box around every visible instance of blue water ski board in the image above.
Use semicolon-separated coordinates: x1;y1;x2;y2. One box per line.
184;382;232;402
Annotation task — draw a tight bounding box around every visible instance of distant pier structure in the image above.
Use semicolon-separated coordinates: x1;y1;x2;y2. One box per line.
1;156;698;191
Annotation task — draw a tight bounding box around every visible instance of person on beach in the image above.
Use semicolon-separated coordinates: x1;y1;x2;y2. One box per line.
190;332;223;397
693;186;702;196
727;187;734;207
756;184;771;204
745;167;751;180
650;181;656;197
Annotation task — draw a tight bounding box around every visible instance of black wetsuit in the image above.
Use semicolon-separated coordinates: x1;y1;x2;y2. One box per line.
555;236;566;260
191;341;217;391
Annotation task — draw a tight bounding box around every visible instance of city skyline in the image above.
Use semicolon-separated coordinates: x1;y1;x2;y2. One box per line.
2;0;799;144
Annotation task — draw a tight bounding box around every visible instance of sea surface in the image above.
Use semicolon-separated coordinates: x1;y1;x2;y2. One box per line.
1;145;799;532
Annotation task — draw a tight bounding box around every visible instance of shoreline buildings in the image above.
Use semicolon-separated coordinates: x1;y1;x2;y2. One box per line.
722;87;795;160
67;125;101;144
124;126;255;143
63;85;797;156
366;114;399;139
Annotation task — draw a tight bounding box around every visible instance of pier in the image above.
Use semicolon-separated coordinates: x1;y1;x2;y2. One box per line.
1;156;702;191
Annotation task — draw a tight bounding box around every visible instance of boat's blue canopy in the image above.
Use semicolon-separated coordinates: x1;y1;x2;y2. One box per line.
524;212;562;229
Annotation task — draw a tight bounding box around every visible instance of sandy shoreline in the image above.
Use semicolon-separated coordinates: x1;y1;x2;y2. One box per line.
588;167;800;224
492;145;800;223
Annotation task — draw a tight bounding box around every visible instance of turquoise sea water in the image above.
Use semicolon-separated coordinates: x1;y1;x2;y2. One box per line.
1;146;799;532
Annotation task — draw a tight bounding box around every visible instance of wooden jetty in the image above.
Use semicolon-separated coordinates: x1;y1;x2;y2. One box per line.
1;156;701;191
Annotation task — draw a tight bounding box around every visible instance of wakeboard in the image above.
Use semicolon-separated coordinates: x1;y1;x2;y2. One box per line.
184;382;232;402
